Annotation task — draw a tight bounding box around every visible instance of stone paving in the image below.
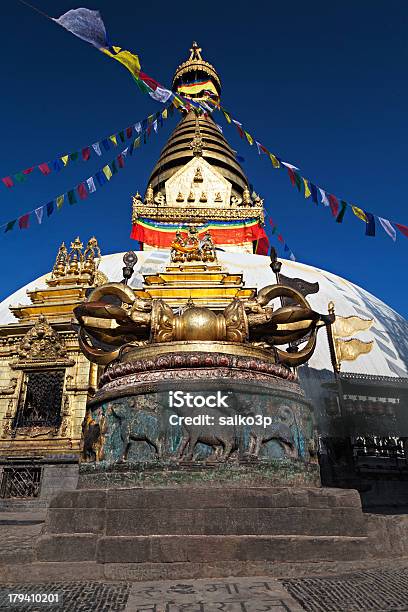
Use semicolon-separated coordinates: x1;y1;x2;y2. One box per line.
2;516;408;611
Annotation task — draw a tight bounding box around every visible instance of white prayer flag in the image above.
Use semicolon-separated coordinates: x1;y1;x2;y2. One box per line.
379;217;396;242
92;142;102;156
86;177;96;193
319;188;330;207
35;207;44;224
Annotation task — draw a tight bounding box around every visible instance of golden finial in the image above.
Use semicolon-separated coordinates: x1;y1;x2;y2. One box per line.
189;42;203;61
145;184;154;205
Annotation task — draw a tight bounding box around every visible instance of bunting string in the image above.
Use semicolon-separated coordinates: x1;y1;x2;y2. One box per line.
1;107;175;189
217;104;408;244
1;104;174;234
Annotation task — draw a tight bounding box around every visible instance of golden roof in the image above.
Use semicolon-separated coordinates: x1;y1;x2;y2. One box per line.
172;42;221;93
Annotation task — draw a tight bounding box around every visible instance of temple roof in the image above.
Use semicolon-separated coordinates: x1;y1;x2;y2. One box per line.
147;110;249;197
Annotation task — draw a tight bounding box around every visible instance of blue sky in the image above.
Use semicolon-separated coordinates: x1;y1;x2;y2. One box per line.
1;1;407;316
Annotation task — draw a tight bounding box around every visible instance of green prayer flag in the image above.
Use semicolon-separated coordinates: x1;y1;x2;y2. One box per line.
336;201;348;223
68;190;77;205
70;152;79;161
14;172;27;183
119;131;125;143
111;160;118;174
5;219;16;232
294;172;302;192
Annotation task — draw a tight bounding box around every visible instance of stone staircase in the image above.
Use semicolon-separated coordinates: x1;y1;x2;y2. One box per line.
36;486;369;571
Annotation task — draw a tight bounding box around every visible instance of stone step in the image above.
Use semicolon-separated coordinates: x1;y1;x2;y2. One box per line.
44;506;367;537
36;533;369;564
48;486;362;511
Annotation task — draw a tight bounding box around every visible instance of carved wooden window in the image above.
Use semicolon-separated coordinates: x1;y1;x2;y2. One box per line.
14;370;65;428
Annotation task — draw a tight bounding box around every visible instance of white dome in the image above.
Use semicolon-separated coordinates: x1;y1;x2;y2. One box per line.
1;249;407;379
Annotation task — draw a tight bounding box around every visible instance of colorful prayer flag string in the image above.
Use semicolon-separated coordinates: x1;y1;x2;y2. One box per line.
218;105;407;244
1;105;173;235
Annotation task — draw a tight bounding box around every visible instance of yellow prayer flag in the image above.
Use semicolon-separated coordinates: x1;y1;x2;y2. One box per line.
134;137;140;148
245;131;254;145
61;155;69;166
162;108;168;120
56;195;64;210
109;135;117;146
100;46;141;79
351;206;367;222
303;178;311;198
223;110;232;124
103;165;112;180
269;153;280;168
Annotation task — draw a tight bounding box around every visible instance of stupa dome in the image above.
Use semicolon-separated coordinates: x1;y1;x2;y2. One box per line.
1;250;407;380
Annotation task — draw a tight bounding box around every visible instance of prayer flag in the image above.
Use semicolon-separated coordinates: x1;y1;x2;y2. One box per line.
281;161;299;171
294;172;302;192
47;201;54;216
223;110;232;123
310;183;318;204
278;234;284;243
232;120;244;138
86;177;96;193
18;213;30;229
70;152;79;161
68;190;77;205
395;222;408;238
52;158;64;172
101;46;140;79
82;147;91;161
92;142;102;156
284;244;290;253
117;154;125;168
287;168;296;186
269;153;280;168
149;86;173;103
102;138;110;151
162;109;168;120
216;124;223;133
290;253;296;262
96;170;107;186
351;206;367;222
245;131;254;145
23;167;34;175
5;219;16;232
153;120;158;133
38;163;51;175
122;147;129;157
328;194;339;217
35;207;44;224
109;135;117;147
56;194;64;209
14;172;26;183
303;178;311;198
118;131;125;143
61;155;69;166
139;72;159;91
110;160;118;175
256;141;263;155
364;211;376;236
126;126;133;139
53;8;107;48
319;188;329;206
378;217;396;241
103;165;112;180
77;182;88;199
336;201;347;223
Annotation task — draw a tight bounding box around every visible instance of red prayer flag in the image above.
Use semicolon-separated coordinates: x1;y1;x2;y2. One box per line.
22;167;34;175
117;154;125;168
126;126;133;139
77;182;88;200
139;71;159;90
38;162;51;175
395;223;408;238
287;168;296;186
278;234;284;243
2;176;14;188
328;194;339;217
82;147;91;161
18;213;30;229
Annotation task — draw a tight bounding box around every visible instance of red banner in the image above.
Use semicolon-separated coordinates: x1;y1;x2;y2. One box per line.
130;221;269;252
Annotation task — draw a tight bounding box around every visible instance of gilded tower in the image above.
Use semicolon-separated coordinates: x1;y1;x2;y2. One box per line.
131;44;268;254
